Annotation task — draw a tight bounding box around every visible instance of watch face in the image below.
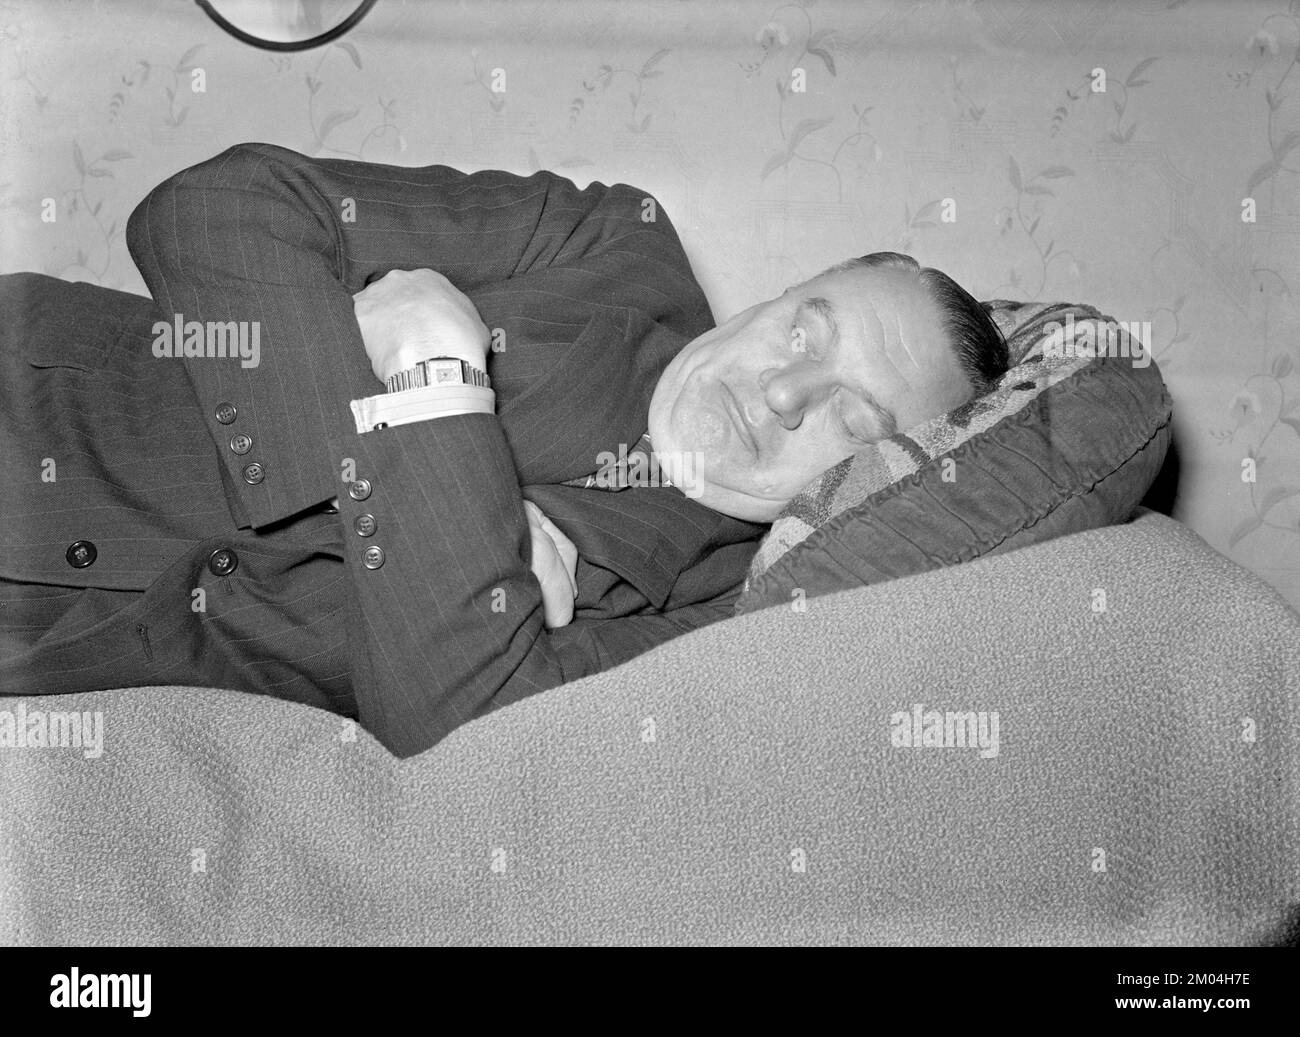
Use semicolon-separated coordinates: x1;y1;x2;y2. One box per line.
427;359;464;385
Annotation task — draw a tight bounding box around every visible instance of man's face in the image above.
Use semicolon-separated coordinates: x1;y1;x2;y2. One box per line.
648;264;974;522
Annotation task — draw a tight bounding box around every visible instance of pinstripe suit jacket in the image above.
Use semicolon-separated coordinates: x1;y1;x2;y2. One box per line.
0;143;766;757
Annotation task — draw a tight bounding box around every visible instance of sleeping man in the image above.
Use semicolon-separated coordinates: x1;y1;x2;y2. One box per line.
0;143;1007;757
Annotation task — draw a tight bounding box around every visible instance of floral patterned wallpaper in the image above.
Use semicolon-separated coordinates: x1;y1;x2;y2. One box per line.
3;0;1298;612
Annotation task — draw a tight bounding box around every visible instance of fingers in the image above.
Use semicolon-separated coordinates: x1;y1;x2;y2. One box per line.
524;501;578;597
353;267;457;302
523;501;578;628
529;524;574;629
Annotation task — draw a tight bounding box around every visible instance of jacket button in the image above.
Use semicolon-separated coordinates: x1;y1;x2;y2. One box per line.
348;478;372;501
242;462;265;484
215;402;237;425
208;547;238;576
354;514;377;537
362;545;385;569
66;540;97;568
229;433;253;455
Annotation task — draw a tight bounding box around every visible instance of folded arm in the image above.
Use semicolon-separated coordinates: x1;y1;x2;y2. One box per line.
126;142;724;757
127;141;705;526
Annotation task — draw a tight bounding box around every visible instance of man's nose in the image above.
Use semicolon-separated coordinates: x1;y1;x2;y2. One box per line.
758;363;832;430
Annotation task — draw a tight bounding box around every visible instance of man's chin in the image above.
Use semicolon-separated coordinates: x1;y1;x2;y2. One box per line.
646;436;775;521
690;481;785;524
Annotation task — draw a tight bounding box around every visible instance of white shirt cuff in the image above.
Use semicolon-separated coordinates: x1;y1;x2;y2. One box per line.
349;385;495;434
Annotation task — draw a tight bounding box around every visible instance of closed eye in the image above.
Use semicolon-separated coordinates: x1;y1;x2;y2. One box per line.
835;405;871;446
790;320;825;361
833;388;875;446
790;322;808;354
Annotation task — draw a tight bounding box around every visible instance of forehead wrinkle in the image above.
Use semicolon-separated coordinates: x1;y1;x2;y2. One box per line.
859;299;906;389
895;310;921;374
875;297;915;392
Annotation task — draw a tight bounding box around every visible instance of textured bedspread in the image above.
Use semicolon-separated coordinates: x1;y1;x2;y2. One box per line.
2;511;1296;945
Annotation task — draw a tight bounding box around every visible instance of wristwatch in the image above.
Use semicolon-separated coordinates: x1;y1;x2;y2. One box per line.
386;356;491;394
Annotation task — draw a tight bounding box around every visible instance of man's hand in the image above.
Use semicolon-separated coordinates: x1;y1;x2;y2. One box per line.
523;500;578;629
352;268;490;385
353;271;575;625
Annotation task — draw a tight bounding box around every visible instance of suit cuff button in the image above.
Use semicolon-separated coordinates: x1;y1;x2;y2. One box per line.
347;478;372;501
354;514;377;537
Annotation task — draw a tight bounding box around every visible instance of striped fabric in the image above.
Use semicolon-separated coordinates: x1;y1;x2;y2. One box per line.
0;143;768;758
741;301;1112;586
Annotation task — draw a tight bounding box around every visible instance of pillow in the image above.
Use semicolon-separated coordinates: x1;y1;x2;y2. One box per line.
734;300;1173;615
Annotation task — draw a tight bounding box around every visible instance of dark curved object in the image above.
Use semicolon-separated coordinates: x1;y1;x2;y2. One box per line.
194;0;379;52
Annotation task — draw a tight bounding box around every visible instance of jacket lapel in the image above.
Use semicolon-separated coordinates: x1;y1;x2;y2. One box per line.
490;307;649;485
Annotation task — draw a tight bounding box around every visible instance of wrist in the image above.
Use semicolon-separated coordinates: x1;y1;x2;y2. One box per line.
385;339;487;385
383;347;431;385
385;355;491;395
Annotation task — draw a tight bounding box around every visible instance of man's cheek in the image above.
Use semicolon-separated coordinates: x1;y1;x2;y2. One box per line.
671;449;705;499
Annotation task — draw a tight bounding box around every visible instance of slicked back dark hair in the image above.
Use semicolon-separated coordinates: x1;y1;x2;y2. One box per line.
821;252;1009;397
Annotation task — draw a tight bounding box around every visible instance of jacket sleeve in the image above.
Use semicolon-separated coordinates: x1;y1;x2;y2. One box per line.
126;141;708;528
125;142;722;758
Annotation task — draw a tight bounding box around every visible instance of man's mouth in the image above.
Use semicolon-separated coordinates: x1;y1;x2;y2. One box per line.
720;383;757;456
